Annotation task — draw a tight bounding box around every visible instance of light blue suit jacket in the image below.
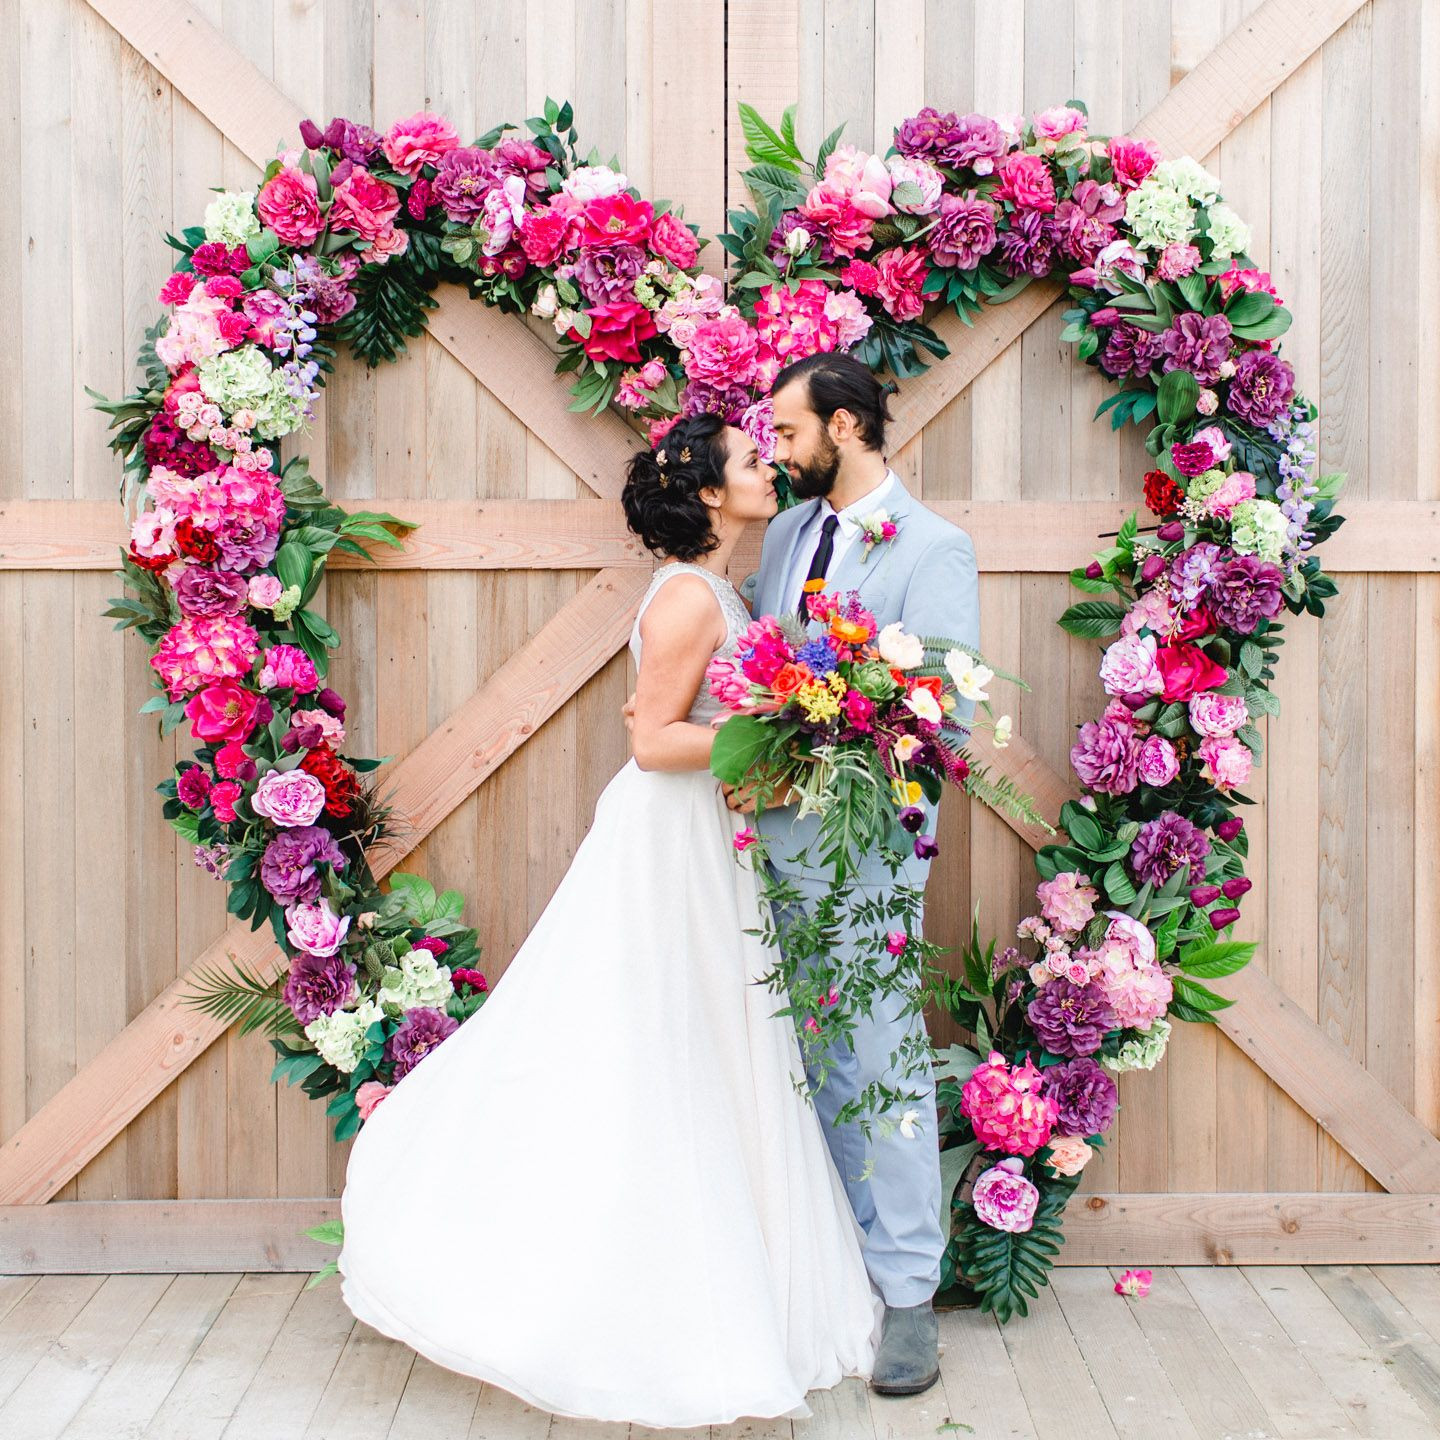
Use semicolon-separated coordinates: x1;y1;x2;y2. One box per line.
741;473;981;889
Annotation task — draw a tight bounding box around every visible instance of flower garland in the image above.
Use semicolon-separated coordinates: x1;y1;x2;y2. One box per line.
94;96;1344;1317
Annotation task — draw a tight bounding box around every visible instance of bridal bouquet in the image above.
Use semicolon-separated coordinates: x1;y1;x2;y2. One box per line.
706;589;1045;1132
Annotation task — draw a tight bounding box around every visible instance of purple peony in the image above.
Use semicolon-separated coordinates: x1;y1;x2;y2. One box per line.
1226;349;1296;426
573;244;646;305
1028;979;1117;1057
432;146;499;223
386;1005;459;1079
942;113;1008;173
1043;1056;1120;1137
1160;311;1234;385
1070;705;1142;795
260;824;347;904
283;951;357;1025
1130;810;1211;886
997;210;1057;278
928;191;999;270
1210;555;1285;633
1099;322;1165;379
173;566;250;619
681;380;753;422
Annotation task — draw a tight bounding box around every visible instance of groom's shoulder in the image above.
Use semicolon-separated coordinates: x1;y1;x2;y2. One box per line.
763;497;816;547
902;489;975;558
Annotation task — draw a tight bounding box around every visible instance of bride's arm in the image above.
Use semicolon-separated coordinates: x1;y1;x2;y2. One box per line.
630;575;728;773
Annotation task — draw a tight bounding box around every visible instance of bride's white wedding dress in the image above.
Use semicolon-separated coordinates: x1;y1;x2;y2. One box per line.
337;561;883;1428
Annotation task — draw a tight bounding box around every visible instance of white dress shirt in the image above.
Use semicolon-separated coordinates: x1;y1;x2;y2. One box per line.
783;468;898;612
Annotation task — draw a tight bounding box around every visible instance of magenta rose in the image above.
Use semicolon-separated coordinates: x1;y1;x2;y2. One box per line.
993;152;1056;212
568;300;658;364
252;768;327;828
186;679;263;744
1155;642;1228;702
177;764;213;809
330;167;401;241
1188;692;1247;738
1137;734;1180;786
972;1158;1040;1233
258;168;323;247
1107;135;1160;188
519;202;581;266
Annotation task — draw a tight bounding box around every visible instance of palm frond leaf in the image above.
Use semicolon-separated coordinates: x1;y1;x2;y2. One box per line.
178;956;301;1038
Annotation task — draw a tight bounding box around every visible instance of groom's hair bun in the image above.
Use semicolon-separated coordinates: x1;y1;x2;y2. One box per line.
622;413;729;563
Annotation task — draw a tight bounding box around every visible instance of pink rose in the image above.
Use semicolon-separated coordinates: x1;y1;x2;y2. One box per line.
252;768;327;827
971;1158;1040;1233
185;678;262;744
381;111;460;176
329;168;401;241
519;202;581;267
210;779;242;823
365;224;409;264
1044;1134;1093;1176
257;168;323;247
214;740;254;780
356;1080;394;1120
1035;871;1098;934
284;897;352;957
1099;632;1164;704
1199;735;1253;791
248;574;284;610
992;152;1056;212
1137;734;1180;786
650;211;699;269
1188;692;1247;738
874;246;928;323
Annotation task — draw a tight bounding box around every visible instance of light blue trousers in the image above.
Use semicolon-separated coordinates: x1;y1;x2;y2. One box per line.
768;865;944;1308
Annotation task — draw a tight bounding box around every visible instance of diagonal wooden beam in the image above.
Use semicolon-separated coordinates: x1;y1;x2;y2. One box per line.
0;569;649;1205
967;727;1440;1196
81;0;640;500
887;0;1371;450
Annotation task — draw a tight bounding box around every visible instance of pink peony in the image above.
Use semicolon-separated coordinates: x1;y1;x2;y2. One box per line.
1122;587;1177;638
1199;734;1253;791
284;896;352;957
519;202;582;267
1099;632;1164;704
248;574;284;610
258;643;319;694
1107;135;1160;188
210;779;242;823
1188;691;1247;738
356;1080;393;1120
1203;470;1256;519
822;144;894;219
960;1051;1059;1157
971;1158;1040;1233
1035;871;1098;934
257;168;323;246
1156;242;1201;280
992;152;1056;212
1033;105;1087;140
799;181;875;258
1137;734;1180;786
874;246;928;322
252;768;328;828
684;310;760;388
381;110;460;176
329;167;401;241
885;155;944;214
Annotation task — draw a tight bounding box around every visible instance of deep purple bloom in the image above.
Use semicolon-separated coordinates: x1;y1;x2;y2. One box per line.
386;1006;459;1079
1099;322;1165;379
1210;555;1284;633
573;244;646;305
260;824;347;905
1209;907;1242;930
283;951;357;1025
941;113;1008;172
1130;810;1211;886
1226;349;1296;426
490;138;552;198
1070;709;1142;795
1026;979;1117;1058
1217;816;1245;842
680;380;753;422
914;834;940;860
928;191;999;270
1190;884;1222;906
432;146;499;223
1160;311;1233;385
1044;1056;1120;1136
898;804;926;834
997;210;1057;278
173;566;250;619
1222;876;1253;900
317;687;347;719
301;116;383;165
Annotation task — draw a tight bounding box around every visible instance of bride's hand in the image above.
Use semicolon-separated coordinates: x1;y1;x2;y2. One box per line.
621;690;637;734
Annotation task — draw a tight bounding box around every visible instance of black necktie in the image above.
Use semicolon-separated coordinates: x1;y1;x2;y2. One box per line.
797;513;840;620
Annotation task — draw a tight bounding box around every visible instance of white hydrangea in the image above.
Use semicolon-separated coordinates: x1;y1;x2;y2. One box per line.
1229;499;1290;564
1154;156;1222;206
377;949;454;1014
198;343;274;415
305;999;383;1074
1124;178;1196;251
1101;1016;1172;1073
1205;203;1252;260
203;189;260;246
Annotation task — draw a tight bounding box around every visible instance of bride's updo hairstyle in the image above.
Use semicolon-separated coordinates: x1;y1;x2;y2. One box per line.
621;413;729;563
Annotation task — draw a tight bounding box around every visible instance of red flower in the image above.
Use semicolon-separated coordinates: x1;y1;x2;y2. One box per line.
127;543;173;574
568;300;658;364
580;192;654;247
299;742;361;819
1155;642;1228;702
911;675;945;700
175;519;221;563
1143;469;1185;517
1174;605;1215;643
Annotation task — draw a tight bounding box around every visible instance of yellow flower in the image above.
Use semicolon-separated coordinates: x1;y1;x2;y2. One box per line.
796;681;841;724
892;778;923;807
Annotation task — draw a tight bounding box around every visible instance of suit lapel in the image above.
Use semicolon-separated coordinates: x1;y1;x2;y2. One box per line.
825;474;915;602
764;497;820;617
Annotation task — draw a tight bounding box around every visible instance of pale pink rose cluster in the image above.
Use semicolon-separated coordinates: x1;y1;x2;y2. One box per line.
1083;911;1172;1029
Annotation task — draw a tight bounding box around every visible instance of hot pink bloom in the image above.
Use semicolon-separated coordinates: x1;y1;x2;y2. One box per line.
1107;136;1161;188
874;246;928;323
284;896;352;957
684;310;760;388
329;168;401;241
1115;1268;1153;1298
1203;470;1257;519
257;644;319;694
185;679;262;745
799;182;875;258
961;1051;1059;1157
972;1157;1040;1233
733;827;759;852
152;615;261;700
823;288;873;348
381;111;460;176
519;202;582;267
650;210;700;269
992;152;1056;212
257;168;323;246
886;931;908;955
210;780;242;823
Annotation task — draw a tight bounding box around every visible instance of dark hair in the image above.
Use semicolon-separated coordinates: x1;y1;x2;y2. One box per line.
770;351;893;451
621;413;729;562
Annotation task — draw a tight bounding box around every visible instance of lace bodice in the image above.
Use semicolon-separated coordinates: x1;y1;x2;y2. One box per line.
629;562;752;726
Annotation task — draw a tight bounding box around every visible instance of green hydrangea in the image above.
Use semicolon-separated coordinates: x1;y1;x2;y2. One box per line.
377;950;455;1014
1124;178;1196;251
1206;203;1252;261
1154;157;1222;206
252;372;311;441
271;584;303;622
198;344;274;416
304;999;382;1074
1186;468;1227;505
1229;498;1289;563
203;189;260;246
1101;1017;1172;1073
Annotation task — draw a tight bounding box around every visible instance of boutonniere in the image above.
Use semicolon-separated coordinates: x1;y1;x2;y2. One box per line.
858;509;899;562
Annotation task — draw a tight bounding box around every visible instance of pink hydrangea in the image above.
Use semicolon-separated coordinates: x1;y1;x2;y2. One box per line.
151;615;261;700
252;768;328;828
1089;912;1171;1029
972;1158;1040;1233
1188;691;1247;738
1199;734;1253;791
381;111;460;176
154;288;232;372
1035;871;1098;934
822;288;873;348
1122;587;1177;639
960;1051;1059;1157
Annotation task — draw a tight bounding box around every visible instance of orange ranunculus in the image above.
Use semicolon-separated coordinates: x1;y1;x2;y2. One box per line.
830;617;872;645
772;663;813;699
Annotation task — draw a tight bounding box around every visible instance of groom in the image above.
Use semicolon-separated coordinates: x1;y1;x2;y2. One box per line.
734;351;980;1398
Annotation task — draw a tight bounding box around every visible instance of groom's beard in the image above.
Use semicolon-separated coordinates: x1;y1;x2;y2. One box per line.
784;429;841;500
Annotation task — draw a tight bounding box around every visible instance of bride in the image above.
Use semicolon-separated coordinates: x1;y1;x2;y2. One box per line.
337;412;884;1428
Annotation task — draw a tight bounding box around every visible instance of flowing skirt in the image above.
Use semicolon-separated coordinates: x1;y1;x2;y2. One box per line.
337;759;883;1428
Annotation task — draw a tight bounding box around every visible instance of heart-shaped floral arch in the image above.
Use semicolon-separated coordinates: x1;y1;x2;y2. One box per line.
93;95;1345;1321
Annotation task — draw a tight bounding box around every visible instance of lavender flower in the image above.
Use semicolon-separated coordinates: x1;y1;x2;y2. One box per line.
1226;349;1296;426
1043;1056;1120;1136
260;825;347;905
1027;979;1117;1058
1130;810;1211;886
1168;542;1226;608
